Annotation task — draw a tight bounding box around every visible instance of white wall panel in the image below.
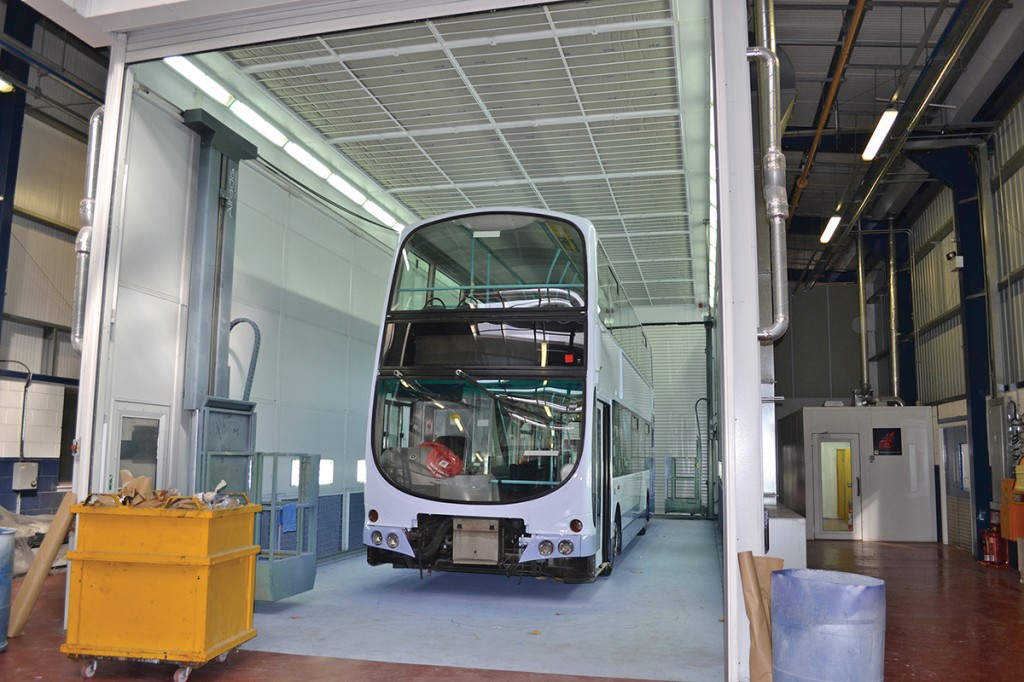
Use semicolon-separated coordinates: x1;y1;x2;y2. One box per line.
110;287;182;402
279;319;348;408
117;96;195;297
231;161;391;503
234;201;287;309
283;233;352;334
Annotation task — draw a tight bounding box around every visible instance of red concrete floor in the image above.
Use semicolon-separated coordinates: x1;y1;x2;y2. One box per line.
5;542;1020;680
0;572;646;682
807;540;1024;681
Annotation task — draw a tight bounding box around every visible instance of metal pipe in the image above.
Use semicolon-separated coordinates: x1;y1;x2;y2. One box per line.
748;44;791;343
787;0;868;222
857;227;871;394
72;106;103;353
809;0;995;280
887;215;900;401
229;317;261;402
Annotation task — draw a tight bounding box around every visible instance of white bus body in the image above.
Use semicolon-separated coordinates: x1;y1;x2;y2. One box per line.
363;208;653;582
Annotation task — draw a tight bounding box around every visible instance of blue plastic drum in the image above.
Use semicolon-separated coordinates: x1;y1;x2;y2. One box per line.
772;568;886;682
0;527;15;653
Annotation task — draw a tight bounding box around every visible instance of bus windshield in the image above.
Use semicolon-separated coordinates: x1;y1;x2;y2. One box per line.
373;377;585;503
391;212;587;311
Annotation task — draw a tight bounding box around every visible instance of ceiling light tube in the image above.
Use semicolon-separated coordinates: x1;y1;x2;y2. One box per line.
327;174;367;204
284;141;331;179
0;77;14;94
163;56;234;107
861;108;898;161
363;199;399;229
229;100;288;147
820;215;842;244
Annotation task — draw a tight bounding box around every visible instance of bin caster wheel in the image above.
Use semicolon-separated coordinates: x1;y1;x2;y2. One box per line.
173;666;192;682
216;651;229;663
81;660;98;678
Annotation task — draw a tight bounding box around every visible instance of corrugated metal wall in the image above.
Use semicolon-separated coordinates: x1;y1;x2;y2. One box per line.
909;187;963;404
993;94;1024;385
4;115;84;380
13;117;87;228
646;324;708;514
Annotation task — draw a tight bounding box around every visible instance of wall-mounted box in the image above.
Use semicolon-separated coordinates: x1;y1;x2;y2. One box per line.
13;461;39;491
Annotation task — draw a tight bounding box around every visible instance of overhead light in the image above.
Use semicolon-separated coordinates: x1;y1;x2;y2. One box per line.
229;100;287;147
363;200;399;229
163;56;234;107
820;215;842;244
327;174;367;205
284;141;330;179
0;77;14;94
861;108;898;161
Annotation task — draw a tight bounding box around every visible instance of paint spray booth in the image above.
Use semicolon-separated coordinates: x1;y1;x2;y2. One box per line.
778;406;936;542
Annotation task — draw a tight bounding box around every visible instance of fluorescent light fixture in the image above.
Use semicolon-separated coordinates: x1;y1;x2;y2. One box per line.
363;200;399;229
327;173;367;204
284;141;331;179
163;56;234;107
319;459;334;486
0;77;14;93
861;108;898;161
820;215;842;244
229;100;287;147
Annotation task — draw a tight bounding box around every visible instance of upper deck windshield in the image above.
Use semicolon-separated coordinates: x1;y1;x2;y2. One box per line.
391;212;586;311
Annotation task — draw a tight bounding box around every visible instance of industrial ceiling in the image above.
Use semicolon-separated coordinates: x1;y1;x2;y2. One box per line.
8;0;1024;311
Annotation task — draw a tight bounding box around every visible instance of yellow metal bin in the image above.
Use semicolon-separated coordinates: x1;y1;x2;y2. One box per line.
60;498;261;681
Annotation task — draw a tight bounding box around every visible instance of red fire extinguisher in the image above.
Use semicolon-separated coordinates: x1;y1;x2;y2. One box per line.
982;527;1006;565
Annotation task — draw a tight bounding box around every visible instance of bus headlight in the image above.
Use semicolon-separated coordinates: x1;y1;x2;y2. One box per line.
558;540;574;555
538;540;554;556
371;530;383;546
386;532;401;549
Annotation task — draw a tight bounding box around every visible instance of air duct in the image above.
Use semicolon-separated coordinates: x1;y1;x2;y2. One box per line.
72;106;103;353
749;0;790;344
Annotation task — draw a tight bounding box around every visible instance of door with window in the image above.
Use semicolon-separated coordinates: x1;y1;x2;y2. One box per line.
811;433;862;540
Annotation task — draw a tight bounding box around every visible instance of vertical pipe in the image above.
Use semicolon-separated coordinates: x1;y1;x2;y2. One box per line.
747;43;790;343
888;216;900;400
72;107;104;352
857;227;871;396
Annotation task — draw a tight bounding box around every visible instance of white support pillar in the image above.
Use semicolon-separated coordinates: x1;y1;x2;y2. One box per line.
712;0;767;679
71;32;129;501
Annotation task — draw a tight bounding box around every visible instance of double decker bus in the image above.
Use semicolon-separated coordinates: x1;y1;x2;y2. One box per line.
363;208;653;582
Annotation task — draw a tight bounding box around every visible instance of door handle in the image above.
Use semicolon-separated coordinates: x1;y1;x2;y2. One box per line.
856;477;861;497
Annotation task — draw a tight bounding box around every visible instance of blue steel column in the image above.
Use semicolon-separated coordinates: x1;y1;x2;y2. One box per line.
905;145;991;560
0;0;40;339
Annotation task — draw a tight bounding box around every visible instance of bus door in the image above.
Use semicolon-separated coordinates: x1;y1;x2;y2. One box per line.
595;400;613;565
